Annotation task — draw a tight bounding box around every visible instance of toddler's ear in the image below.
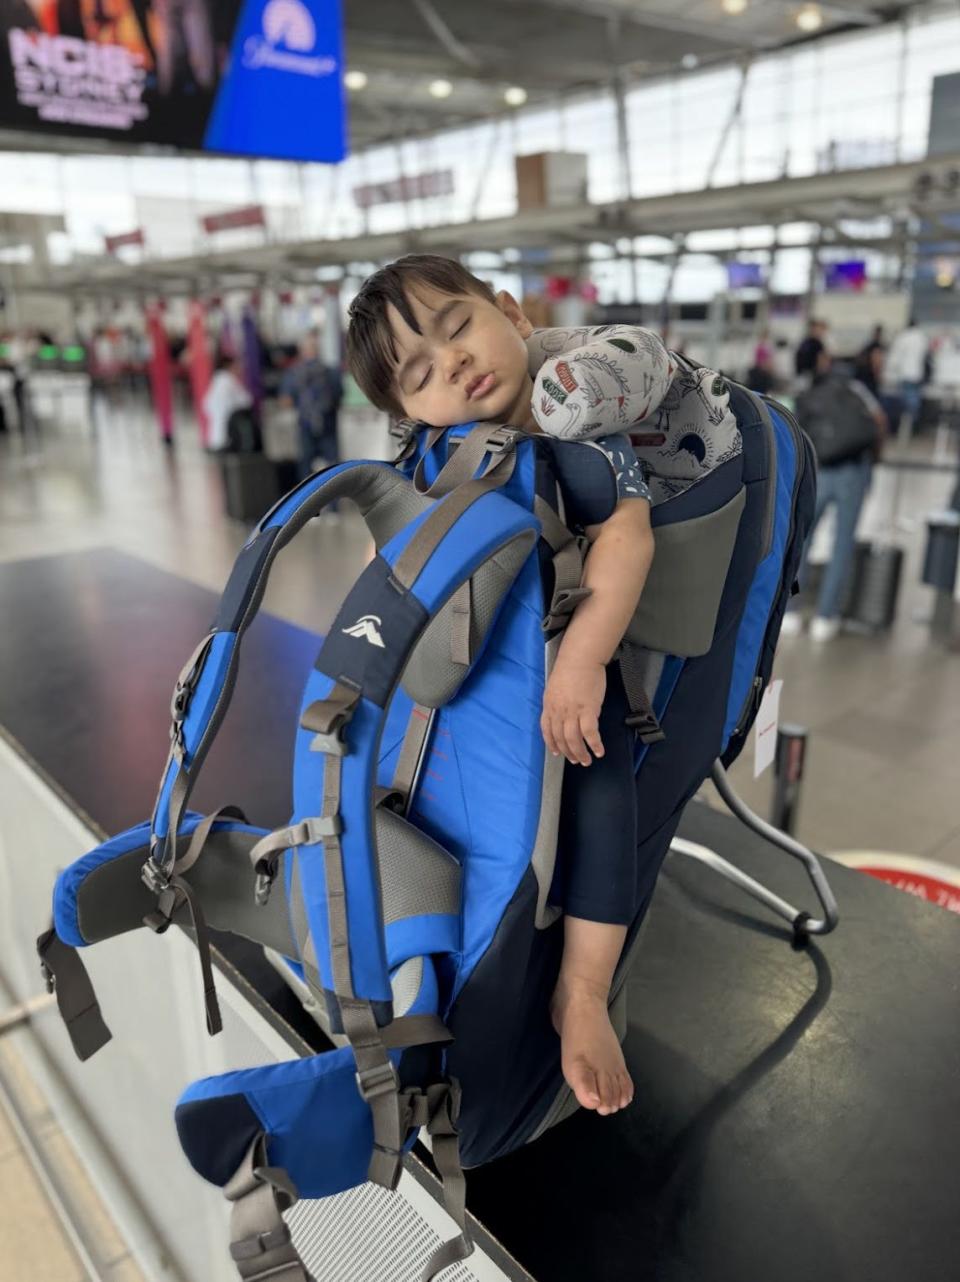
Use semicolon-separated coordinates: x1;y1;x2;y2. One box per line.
496;290;533;339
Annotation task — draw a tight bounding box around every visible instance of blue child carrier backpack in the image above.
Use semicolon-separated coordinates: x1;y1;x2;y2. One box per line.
37;369;817;1282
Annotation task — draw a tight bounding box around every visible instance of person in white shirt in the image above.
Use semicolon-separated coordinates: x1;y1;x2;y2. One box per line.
203;355;252;452
885;318;929;423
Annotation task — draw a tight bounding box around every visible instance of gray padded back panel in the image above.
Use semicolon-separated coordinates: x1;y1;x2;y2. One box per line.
625;486;746;657
77;832;297;957
402;530;536;708
375;808;460;926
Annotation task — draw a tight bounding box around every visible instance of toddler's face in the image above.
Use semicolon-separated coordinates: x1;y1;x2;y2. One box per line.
387;284;535;429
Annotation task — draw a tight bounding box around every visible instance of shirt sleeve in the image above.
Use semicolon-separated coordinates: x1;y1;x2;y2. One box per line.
593;433;652;503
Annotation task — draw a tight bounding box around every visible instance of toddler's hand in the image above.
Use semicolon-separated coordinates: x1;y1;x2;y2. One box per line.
541;659;606;766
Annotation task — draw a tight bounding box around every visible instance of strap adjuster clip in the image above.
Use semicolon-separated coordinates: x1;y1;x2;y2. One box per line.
229;1222;292;1262
625;710;666;744
356;1060;399;1103
485;426;520;453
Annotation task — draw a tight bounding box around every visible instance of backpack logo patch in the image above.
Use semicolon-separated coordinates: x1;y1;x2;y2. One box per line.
342;614;385;648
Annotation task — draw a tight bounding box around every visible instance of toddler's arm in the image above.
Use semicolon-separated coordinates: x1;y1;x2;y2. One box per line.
529;325;674;441
540;497;654;766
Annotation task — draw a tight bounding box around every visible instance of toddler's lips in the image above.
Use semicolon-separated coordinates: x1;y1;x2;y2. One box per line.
466;372;495;400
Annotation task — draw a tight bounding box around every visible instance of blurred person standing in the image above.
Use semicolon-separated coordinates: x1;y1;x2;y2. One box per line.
855;324;886;397
153;0;215;94
794;317;828;382
781;350;886;643
885;317;929;424
279;332;343;484
7;330;35;434
203;354;252;452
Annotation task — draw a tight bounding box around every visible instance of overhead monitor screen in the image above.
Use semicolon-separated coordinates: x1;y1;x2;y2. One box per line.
0;1;346;162
726;261;765;290
823;260;867;292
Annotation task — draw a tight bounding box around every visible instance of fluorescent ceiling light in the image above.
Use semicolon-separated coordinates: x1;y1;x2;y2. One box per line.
429;79;454;99
722;0;748;15
681;54;700;69
795;3;824;31
504;86;528;106
344;70;368;91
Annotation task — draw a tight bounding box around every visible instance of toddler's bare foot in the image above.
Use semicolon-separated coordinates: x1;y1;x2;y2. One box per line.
549;977;634;1115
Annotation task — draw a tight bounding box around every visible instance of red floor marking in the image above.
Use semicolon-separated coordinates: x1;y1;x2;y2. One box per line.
426;768;443;782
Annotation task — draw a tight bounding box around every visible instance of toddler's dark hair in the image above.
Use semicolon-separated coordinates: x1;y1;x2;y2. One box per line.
346;254;496;415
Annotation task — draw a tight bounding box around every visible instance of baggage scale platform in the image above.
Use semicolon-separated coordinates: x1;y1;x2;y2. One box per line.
0;547;958;1282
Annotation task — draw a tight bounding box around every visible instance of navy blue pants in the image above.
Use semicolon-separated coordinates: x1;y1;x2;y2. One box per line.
548;662;639;926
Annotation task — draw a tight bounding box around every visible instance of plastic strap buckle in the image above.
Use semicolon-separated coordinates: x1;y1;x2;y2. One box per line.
485;426;520;453
355;1059;399;1104
141;856;170;896
625;709;666;744
229;1223;292;1263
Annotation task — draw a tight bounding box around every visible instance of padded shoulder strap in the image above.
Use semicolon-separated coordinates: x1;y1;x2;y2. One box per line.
289;476;539;1021
147;460;406;868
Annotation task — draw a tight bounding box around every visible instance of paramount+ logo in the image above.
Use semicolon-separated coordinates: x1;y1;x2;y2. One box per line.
243;0;337;78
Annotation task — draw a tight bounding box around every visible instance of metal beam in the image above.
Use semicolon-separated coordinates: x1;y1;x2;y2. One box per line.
526;0;772;49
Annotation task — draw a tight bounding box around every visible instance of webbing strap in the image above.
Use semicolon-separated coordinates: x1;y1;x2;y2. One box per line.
390;704;434;813
172;804;248;879
36;928;112;1062
415;1081;473;1282
249;816;343;906
143;870;223;1036
225;1136;315;1282
320;751;353;999
533;495;590;632
393;451;518;590
618;641;666;744
341;998;405;1189
413;424;521;500
380;1013;454;1050
300;682;360;756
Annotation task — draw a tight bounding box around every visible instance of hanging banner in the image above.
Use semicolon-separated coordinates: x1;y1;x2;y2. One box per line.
146;305;174;443
187;299;213;446
0;1;346;162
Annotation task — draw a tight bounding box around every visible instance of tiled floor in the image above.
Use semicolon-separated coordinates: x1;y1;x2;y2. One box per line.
0;1034;148;1282
2;388;958;871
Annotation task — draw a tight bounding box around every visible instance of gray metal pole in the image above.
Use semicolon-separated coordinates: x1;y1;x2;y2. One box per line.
771;724;808;836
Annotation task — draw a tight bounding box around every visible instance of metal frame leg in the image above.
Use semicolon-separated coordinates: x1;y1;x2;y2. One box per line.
670;761;839;941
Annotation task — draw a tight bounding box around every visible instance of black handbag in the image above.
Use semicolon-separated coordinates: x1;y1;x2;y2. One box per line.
796;377;877;466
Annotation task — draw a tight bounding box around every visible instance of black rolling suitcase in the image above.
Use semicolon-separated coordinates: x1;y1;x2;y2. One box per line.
843;540;904;631
220;454;281;521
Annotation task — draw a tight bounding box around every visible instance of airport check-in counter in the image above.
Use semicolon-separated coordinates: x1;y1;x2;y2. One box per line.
1;548;958;1282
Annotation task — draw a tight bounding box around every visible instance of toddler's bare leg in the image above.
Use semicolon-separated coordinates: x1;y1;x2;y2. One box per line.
549;916;634;1115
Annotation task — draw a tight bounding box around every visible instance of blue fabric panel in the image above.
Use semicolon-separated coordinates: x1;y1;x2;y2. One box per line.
176;957;440;1196
178;1046;378;1196
545;439;619;528
722;402;797;745
409;550;548;1002
384;914;460;971
53;812;258;947
215;527;281;633
291;669;392;1006
151;632;237;838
